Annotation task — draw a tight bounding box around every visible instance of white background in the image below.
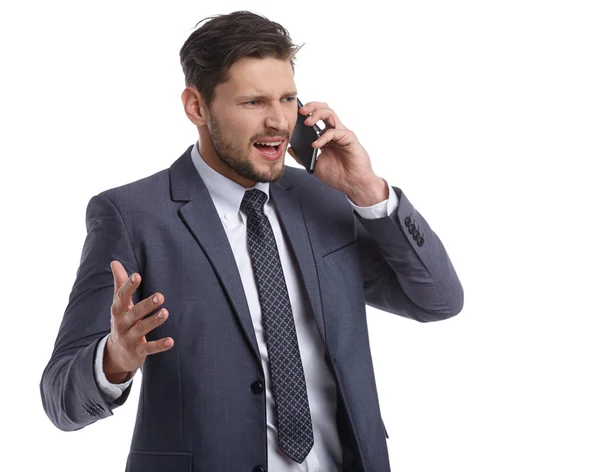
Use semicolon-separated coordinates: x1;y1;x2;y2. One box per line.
1;0;599;470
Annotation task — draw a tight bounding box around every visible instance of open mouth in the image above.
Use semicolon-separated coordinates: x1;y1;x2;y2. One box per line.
253;141;284;159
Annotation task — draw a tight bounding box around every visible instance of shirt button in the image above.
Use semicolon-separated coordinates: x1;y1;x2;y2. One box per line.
224;213;232;220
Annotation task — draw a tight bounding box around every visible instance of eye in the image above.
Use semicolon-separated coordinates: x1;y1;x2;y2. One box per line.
245;97;295;106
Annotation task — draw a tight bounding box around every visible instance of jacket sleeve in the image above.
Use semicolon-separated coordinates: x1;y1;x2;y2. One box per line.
40;193;140;431
354;186;464;322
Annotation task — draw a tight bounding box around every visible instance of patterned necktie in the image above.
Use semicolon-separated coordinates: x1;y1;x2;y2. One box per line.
240;189;314;463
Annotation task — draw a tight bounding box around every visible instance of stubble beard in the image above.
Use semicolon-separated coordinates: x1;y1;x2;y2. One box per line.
208;114;285;184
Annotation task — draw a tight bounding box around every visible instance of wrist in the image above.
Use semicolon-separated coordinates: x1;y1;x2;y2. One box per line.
105;371;132;385
103;337;132;384
347;175;388;207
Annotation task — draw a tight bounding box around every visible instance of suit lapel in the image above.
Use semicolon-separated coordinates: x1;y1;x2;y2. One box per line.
270;177;326;343
169;146;327;362
170;147;260;360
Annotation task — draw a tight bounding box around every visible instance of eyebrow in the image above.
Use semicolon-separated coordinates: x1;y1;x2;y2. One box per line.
237;91;298;101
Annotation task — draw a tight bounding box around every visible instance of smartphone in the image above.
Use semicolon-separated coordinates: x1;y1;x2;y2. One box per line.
289;98;323;174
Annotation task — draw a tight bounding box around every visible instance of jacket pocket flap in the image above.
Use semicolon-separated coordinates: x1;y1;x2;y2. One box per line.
322;240;358;266
126;451;192;472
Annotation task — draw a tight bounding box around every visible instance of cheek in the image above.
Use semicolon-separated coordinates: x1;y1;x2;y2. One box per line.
234;121;259;144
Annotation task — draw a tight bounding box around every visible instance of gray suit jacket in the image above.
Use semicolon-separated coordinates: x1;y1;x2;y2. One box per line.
40;145;463;471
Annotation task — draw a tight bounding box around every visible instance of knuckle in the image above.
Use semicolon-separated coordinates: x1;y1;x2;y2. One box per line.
143;342;155;356
133;319;144;336
110;310;123;330
149;339;167;355
110;315;117;331
141;318;153;337
152;340;164;354
134;343;146;358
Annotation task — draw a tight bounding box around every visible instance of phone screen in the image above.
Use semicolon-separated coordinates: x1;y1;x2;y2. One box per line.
289;98;322;174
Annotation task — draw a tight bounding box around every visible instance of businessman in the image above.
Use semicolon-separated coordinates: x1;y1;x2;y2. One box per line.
40;10;464;472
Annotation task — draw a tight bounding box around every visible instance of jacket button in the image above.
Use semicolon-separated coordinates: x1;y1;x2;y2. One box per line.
404;216;412;227
253;466;266;472
251;381;263;394
417;236;425;247
413;230;421;240
408;223;416;234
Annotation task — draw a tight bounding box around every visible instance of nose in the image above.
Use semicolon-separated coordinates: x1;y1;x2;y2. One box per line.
265;103;289;131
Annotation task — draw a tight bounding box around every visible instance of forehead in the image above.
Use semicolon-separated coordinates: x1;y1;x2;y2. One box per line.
222;56;296;97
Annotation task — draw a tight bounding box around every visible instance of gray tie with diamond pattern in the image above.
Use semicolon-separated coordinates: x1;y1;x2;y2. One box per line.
240;189;314;463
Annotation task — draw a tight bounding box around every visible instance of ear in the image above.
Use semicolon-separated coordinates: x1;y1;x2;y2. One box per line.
181;86;209;126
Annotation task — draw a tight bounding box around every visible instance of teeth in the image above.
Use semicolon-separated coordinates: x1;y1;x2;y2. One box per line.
256;141;282;146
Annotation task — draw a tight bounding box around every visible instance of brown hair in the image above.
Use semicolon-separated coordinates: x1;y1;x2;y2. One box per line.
179;10;305;109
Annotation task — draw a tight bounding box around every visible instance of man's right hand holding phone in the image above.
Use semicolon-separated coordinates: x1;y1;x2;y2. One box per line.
104;260;174;384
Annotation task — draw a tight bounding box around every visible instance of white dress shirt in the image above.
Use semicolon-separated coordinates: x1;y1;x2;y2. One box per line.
94;140;399;471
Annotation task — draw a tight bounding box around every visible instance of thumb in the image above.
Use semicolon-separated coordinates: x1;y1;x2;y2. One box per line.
110;260;129;296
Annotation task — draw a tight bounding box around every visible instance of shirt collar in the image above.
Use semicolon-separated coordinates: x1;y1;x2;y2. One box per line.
190;139;271;218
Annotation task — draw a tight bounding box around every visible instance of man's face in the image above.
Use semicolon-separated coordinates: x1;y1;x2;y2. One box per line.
199;56;298;187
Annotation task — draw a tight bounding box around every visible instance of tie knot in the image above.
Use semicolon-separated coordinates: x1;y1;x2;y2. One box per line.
240;189;268;215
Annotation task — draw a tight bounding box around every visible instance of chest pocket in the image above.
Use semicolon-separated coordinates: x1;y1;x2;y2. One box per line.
322;240;358;267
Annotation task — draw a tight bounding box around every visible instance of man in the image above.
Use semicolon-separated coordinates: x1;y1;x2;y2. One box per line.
40;10;463;472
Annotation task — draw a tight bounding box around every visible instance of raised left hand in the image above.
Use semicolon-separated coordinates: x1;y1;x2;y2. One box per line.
287;101;385;203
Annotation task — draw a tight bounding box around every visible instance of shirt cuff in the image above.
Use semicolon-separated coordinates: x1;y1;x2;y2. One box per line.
94;333;135;401
346;178;399;219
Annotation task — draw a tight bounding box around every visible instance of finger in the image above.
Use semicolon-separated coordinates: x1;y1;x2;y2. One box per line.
112;268;141;315
127;292;165;329
137;336;174;357
130;307;169;340
111;260;129;299
299;101;329;116
303;106;345;131
311;128;353;149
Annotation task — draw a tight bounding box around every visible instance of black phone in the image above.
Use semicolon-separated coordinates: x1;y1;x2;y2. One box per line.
289;98;323;174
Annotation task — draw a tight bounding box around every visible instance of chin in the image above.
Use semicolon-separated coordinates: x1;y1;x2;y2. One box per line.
255;161;285;183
